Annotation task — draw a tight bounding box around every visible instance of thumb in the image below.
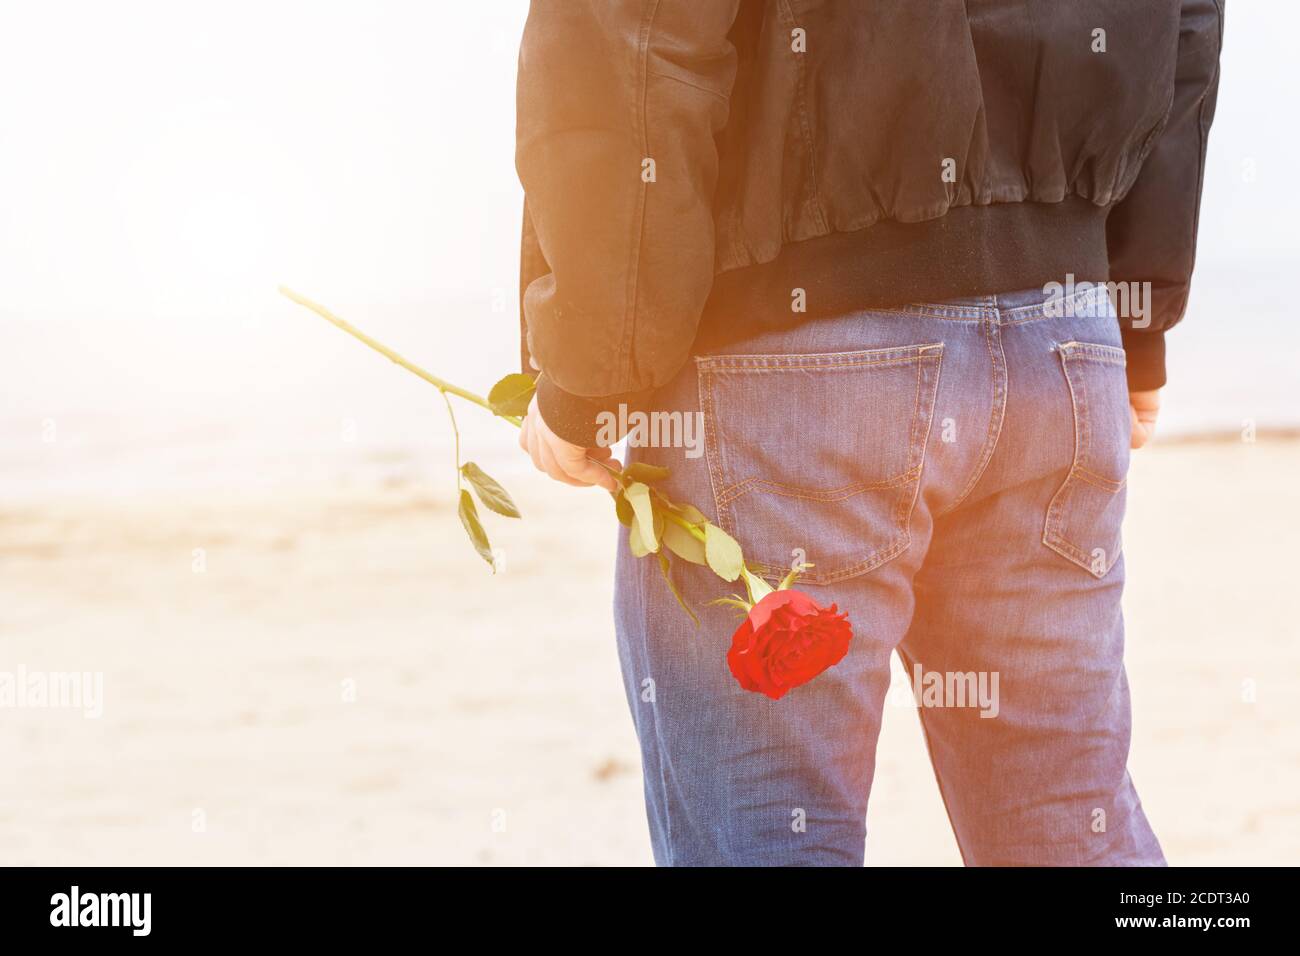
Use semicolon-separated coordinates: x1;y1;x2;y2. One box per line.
1130;403;1148;449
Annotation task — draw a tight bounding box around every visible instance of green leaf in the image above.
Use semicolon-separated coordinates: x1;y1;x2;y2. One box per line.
677;504;707;525
460;462;521;518
457;489;495;570
656;552;699;626
487;373;536;417
614;490;634;527
741;566;775;603
628;508;666;558
628;518;650;557
624;462;671;484
624;481;658;553
662;517;706;566
704;523;744;582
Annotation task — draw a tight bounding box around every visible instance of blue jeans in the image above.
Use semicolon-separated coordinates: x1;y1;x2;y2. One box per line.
613;285;1165;866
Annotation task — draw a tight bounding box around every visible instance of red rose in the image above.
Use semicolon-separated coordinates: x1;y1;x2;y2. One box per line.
726;589;853;700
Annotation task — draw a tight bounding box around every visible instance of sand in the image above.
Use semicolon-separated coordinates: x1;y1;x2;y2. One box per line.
1;436;1296;866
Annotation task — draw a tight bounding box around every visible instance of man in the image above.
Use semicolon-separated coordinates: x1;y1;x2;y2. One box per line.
515;1;1223;865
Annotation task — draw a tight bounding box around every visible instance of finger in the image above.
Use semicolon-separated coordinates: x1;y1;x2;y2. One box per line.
1129;389;1162;412
525;394;608;487
517;416;530;454
538;438;588;487
529;406;599;486
566;453;620;492
1130;404;1145;449
524;416;548;474
583;446;626;489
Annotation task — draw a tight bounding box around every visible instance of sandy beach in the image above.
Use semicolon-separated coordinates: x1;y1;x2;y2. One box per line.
1;435;1297;866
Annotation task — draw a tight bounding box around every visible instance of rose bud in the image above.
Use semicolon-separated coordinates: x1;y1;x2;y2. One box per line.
726;589;853;700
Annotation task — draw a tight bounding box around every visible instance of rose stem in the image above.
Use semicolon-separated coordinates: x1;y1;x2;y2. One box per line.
661;507;706;542
278;285;520;425
440;388;463;494
279;286;641;484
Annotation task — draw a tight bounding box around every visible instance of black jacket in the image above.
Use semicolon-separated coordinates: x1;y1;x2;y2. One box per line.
517;0;1224;446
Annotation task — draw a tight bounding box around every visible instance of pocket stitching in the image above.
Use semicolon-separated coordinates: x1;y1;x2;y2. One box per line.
695;342;943;372
746;533;911;584
1042;343;1125;578
1057;339;1127;366
716;465;921;507
699;344;943;585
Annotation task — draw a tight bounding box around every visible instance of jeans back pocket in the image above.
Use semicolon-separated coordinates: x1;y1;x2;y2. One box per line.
1043;341;1130;578
696;343;943;586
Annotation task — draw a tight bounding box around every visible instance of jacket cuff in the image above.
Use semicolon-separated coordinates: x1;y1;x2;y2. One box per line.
535;374;653;449
1120;328;1167;391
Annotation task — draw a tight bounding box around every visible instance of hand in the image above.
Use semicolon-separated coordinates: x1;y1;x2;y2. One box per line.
518;394;621;491
1129;388;1161;450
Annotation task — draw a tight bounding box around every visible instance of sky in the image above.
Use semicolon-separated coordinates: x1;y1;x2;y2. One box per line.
0;0;1295;494
0;0;529;316
0;1;1290;310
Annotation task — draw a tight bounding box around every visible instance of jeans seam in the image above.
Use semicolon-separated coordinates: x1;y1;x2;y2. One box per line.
701;357;924;374
1072;466;1126;494
1042;346;1124;578
936;315;1006;518
747;529;909;583
696;343;941;372
877;305;993;321
894;643;973;867
998;286;1106;325
717;465;920;507
899;348;943;533
623;519;676;865
1058;339;1127;365
697;365;727;533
